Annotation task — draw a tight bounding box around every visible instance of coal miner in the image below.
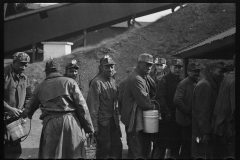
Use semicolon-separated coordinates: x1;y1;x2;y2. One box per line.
150;57;168;84
89;55;117;88
213;55;235;159
153;59;183;159
192;62;226;159
86;55;122;159
64;59;83;90
121;53;156;159
173;62;201;159
23;60;94;159
4;52;32;159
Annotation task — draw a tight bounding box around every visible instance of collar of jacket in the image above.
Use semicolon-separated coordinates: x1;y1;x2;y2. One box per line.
100;72;114;81
168;71;181;82
45;72;63;80
10;64;25;79
135;66;147;79
202;68;218;90
187;76;197;85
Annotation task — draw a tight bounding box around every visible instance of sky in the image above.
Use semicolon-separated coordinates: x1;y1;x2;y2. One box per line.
37;3;182;23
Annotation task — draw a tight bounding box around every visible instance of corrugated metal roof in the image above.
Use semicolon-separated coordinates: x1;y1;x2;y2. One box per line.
175;24;236;54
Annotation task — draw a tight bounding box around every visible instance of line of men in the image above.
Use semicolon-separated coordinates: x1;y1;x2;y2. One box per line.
4;52;235;159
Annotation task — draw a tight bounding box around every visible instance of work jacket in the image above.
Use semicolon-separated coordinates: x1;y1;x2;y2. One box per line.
174;77;196;126
213;70;235;137
4;64;32;110
86;73;119;132
121;67;154;132
118;78;128;114
155;71;182;120
26;72;94;133
192;69;219;158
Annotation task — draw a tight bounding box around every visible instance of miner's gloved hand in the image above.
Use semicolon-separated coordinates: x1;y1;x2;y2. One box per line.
201;134;211;145
21;109;28;119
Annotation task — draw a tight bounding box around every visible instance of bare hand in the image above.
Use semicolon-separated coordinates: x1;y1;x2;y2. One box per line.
201;134;211;145
8;107;22;118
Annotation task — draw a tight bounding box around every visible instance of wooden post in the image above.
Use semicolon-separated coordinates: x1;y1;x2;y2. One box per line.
32;44;36;63
83;29;87;47
127;19;131;28
4;3;8;18
183;58;189;78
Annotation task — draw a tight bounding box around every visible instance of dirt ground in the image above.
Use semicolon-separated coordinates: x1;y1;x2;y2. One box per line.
20;109;128;159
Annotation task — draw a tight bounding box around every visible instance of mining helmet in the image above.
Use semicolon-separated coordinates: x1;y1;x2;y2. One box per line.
101;55;116;66
138;53;154;64
65;59;79;70
13;52;30;63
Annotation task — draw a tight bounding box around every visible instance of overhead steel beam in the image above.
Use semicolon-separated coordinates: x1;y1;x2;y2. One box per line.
4;3;181;53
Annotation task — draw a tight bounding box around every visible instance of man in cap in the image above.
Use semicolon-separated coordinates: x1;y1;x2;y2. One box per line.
192;61;226;159
212;55;235;159
4;52;32;159
89;55;117;88
121;53;156;159
64;59;83;90
23;60;94;159
86;55;122;159
173;62;201;159
153;59;183;159
150;58;168;84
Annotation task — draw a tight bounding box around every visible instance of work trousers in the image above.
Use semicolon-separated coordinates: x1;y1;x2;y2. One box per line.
96;117;122;159
179;125;192;159
126;126;152;159
4;140;22;159
4;122;22;159
212;134;235;159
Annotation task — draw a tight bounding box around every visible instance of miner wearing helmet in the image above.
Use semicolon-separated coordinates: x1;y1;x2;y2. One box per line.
150;57;168;84
4;52;32;159
64;59;83;90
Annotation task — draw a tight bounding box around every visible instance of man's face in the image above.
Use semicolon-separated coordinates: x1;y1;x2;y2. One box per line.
12;61;28;74
170;65;182;76
211;67;225;83
155;64;166;72
188;70;200;82
103;64;115;77
66;68;79;80
139;62;153;75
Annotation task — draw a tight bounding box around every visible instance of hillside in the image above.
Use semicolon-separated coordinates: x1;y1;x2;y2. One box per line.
24;3;236;98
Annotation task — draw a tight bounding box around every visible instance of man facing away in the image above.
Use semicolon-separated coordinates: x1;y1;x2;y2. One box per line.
173;62;201;159
86;55;122;159
153;59;183;159
4;52;32;159
213;55;235;159
121;53;156;159
23;60;94;159
192;62;226;159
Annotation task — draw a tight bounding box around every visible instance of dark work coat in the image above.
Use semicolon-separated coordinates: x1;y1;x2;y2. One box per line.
192;69;219;159
154;72;182;149
174;77;196;126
